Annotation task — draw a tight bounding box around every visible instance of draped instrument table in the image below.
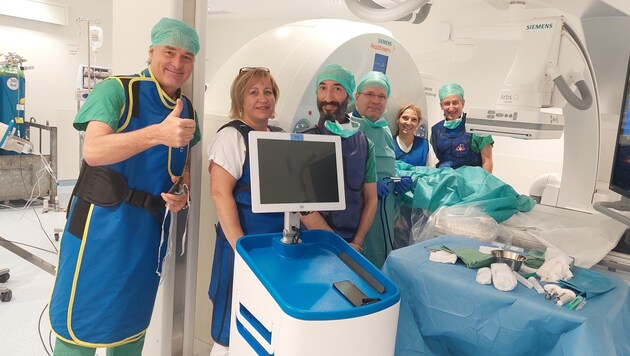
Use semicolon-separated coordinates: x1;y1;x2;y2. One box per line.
382;235;630;356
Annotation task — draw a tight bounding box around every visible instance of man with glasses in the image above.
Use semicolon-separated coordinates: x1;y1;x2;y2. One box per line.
48;17;200;355
351;71;412;268
300;64;378;255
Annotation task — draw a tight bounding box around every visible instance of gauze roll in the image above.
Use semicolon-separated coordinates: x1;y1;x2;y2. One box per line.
476;267;492;285
491;263;517;291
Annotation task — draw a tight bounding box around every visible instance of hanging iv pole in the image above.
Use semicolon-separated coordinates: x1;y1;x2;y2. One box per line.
76;17;101;94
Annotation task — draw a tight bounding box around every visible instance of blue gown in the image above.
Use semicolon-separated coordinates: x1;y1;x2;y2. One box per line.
49;69;194;347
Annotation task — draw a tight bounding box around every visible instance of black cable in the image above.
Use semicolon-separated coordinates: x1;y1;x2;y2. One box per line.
31;205;59;254
49;330;54;356
291;226;302;244
16;153;59;253
379;197;388;261
382;195;394;250
38;303;52;356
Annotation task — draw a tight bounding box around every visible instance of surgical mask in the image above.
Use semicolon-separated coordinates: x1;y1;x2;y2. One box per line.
324;119;360;138
444;118;462;129
361;116;389;128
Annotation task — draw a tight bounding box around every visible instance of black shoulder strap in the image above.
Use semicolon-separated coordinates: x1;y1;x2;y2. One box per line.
118;77;140;118
218;120;253;150
217;121;284;196
182;95;194;119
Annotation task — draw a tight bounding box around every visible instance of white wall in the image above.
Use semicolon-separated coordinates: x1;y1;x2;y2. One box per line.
1;0;113;180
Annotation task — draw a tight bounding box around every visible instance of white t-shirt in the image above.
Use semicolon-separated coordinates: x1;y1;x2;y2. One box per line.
207;126;247;180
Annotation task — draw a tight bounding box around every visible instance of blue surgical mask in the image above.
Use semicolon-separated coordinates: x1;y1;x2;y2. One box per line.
444;118;462;129
324;119;360;138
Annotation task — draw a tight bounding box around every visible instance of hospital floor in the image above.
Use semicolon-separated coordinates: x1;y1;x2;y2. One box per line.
0;184;212;356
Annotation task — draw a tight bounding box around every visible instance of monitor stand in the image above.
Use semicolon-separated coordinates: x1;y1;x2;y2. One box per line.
593;196;630;227
281;211;302;244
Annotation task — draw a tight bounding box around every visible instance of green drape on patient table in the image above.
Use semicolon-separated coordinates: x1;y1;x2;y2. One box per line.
395;162;535;223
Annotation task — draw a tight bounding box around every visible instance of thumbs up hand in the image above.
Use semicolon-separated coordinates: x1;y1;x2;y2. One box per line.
158;99;196;147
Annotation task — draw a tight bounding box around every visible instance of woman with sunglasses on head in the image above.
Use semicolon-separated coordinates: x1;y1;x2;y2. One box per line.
206;67;283;356
392;104;429;249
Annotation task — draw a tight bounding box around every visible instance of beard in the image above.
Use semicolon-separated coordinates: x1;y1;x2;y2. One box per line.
318;97;350;124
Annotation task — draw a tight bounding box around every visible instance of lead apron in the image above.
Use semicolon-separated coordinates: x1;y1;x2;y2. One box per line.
49;72;192;347
209;121;284;346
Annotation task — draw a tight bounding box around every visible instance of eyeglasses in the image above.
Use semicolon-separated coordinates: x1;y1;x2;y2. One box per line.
359;92;388;102
239;67;270;74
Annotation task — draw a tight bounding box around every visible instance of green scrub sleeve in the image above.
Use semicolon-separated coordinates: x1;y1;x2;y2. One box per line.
74;79;126;133
471;134;494;153
364;138;378;183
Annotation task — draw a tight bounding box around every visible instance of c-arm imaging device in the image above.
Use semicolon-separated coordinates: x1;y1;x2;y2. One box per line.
466;17;594;139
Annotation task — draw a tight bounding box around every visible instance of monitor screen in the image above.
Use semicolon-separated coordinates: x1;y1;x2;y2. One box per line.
249;131;346;213
610;53;630;199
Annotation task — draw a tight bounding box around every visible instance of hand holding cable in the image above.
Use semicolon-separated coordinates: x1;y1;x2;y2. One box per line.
377;179;390;198
394;176;413;195
161;175;190;212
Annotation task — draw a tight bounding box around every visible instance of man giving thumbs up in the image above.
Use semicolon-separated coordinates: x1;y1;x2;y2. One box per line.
49;17;200;355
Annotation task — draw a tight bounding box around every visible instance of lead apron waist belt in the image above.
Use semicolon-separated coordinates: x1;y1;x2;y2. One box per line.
71;160;164;214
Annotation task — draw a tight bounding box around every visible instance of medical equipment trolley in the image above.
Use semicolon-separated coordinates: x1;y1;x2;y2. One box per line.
229;230;400;356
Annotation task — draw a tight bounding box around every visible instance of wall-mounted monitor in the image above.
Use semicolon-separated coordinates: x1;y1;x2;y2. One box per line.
610;53;630;200
248;131;345;214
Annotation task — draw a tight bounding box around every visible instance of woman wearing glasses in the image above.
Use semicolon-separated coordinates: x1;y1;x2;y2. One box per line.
206;67;283;356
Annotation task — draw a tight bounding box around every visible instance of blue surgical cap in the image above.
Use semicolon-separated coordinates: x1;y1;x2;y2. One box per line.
438;82;465;102
151;17;200;55
357;71;391;97
316;64;356;105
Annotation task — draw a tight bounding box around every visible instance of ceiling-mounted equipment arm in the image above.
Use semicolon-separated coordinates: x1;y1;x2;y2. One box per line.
345;0;432;24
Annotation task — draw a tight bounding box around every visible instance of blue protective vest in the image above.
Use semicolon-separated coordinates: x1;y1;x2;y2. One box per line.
208;120;284;346
431;114;481;169
394;135;429;166
49;69;194;347
302;123;368;241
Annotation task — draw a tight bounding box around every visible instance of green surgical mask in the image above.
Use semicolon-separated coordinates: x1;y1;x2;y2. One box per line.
444;118;462;129
361;116;389;128
324;119;360;138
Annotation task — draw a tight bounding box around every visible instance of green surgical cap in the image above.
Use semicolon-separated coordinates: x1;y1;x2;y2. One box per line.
357;71;391;97
316;64;356;105
151;17;200;55
438;82;464;102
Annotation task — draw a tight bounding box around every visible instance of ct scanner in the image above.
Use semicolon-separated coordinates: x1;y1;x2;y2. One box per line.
203;19;427;136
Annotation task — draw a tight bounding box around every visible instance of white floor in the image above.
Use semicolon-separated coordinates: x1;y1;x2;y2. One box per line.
0;185;212;356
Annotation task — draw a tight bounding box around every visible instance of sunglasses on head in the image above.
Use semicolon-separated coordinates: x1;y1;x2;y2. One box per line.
239;67;270;74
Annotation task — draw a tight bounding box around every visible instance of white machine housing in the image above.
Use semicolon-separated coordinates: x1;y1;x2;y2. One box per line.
204;19;427;134
467;17;579;140
466;16;600;211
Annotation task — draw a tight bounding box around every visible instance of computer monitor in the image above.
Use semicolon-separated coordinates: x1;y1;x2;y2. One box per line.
610;53;630;200
249;131;346;214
